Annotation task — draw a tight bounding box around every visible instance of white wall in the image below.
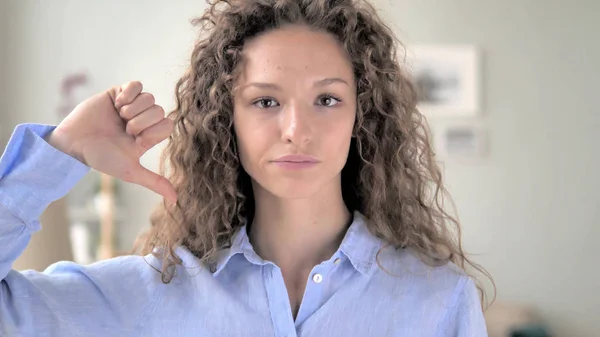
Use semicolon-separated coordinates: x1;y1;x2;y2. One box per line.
372;0;600;336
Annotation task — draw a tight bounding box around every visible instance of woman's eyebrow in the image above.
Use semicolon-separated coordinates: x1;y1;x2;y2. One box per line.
313;77;349;87
240;82;282;91
239;77;349;92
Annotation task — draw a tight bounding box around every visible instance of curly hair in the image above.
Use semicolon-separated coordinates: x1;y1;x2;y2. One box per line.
139;0;494;307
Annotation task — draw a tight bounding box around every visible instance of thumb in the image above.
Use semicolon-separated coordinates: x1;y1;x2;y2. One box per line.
129;164;178;204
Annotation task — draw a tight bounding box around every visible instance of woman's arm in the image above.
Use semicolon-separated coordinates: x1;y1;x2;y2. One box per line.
0;124;157;337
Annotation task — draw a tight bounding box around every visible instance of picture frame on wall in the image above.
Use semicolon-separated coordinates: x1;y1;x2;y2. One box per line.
431;122;488;161
407;45;481;118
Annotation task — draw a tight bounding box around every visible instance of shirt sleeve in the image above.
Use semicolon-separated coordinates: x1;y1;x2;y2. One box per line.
438;277;489;337
0;124;159;337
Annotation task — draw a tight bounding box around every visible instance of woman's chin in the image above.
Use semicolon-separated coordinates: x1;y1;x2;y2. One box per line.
261;181;323;200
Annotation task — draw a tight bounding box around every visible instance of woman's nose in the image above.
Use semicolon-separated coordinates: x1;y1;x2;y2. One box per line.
280;102;313;145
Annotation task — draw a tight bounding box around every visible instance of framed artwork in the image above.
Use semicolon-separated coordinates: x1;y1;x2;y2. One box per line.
432;122;488;161
407;45;481;118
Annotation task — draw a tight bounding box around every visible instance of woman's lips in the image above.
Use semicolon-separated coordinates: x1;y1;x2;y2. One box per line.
271;155;319;169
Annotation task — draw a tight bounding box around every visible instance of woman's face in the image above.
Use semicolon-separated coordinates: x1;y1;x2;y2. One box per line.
233;24;357;199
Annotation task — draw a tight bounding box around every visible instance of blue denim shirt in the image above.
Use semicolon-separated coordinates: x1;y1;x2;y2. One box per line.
0;124;487;336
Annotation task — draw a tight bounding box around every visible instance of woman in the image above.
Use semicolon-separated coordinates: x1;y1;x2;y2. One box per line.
0;0;491;336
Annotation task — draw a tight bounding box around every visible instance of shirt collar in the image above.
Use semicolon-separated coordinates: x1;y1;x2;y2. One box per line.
338;211;384;275
212;210;383;276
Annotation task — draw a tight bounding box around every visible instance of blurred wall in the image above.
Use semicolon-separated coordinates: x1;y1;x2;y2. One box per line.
372;0;599;336
0;0;8;147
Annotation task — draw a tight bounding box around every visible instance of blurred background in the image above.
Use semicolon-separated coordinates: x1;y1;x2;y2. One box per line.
0;0;598;336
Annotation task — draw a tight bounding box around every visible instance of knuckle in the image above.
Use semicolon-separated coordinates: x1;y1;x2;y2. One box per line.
145;93;155;106
126;120;138;135
153;174;164;187
152;106;165;118
161;119;175;136
121;81;143;98
130;80;143;90
164;119;175;133
119;105;129;118
136;135;151;151
121;166;136;182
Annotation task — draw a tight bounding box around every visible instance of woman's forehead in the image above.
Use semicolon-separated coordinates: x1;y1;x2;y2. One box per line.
238;26;354;84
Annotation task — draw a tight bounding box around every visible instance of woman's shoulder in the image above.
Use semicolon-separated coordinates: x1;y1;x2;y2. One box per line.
21;248;213;307
27;253;167;291
74;247;211;286
373;245;473;299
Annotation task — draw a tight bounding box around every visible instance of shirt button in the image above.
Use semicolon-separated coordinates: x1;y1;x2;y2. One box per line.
333;258;341;265
312;273;323;284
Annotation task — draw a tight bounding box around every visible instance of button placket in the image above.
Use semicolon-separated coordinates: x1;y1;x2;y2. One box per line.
263;264;297;337
294;265;330;326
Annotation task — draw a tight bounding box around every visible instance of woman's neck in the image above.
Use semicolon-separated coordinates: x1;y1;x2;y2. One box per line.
249;181;352;272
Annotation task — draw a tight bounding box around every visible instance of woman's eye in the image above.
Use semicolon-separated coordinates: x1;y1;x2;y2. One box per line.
317;95;341;107
253;98;279;109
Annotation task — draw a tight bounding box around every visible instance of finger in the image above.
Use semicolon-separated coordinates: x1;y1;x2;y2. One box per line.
135;118;174;154
114;81;143;110
106;86;123;105
119;92;156;121
129;164;178;204
125;104;165;137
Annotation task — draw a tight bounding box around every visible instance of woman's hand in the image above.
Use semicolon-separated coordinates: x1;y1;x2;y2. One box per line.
46;81;177;203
